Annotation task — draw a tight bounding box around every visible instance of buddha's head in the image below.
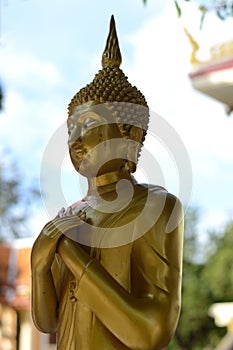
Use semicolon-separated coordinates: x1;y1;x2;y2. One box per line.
67;16;149;178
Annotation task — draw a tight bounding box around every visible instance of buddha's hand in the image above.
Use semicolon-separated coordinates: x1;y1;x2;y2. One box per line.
31;208;84;272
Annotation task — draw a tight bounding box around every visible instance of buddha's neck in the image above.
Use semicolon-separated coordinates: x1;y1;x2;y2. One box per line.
86;169;135;197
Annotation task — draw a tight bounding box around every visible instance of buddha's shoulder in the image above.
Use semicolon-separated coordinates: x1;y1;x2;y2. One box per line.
136;183;180;199
136;183;166;194
135;183;183;214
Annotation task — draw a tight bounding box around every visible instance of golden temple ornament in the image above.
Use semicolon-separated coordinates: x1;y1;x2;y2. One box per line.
31;15;184;350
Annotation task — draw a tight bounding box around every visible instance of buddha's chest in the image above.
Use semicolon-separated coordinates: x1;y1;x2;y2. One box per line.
97;245;132;291
72;201;141;251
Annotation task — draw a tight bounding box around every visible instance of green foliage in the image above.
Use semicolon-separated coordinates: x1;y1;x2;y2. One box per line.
0;155;39;241
168;210;233;349
0;83;3;111
142;0;233;27
200;11;206;29
202;222;233;301
171;261;225;349
182;207;200;263
174;0;182;17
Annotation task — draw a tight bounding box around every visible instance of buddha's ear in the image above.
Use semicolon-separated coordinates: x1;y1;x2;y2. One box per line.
129;125;143;143
127;160;136;174
126;126;143;174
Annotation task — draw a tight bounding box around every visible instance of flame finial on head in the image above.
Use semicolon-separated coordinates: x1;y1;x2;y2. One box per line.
102;15;122;68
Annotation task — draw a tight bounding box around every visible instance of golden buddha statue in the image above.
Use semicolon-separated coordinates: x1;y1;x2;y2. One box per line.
31;16;184;350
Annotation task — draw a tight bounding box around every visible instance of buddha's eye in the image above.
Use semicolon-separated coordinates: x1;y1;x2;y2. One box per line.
68;126;74;136
82;117;100;130
68;120;75;131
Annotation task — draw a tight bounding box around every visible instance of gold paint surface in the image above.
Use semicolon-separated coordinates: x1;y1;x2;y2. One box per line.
31;16;184;350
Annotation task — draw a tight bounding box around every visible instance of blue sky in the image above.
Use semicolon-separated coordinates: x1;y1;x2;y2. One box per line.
1;0;233;240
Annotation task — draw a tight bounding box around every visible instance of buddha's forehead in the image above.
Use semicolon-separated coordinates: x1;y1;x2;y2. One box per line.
68;101;116;125
68;101;97;116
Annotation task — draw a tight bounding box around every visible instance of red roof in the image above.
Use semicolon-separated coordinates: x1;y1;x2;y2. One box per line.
189;57;233;79
0;241;32;310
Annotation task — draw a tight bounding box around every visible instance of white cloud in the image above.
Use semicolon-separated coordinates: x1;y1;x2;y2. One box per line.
0;42;68;176
1;1;233;236
123;5;233;230
198;207;233;236
0;43;63;87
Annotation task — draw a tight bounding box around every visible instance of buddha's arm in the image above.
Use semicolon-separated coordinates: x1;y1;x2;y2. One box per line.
57;196;184;350
31;260;58;333
31;215;83;333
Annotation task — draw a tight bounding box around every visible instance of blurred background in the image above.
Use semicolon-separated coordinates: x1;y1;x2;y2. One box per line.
0;0;233;349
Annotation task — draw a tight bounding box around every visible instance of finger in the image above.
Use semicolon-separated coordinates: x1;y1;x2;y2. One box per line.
67;206;73;215
42;224;63;238
42;218;66;237
42;215;83;238
55;218;83;233
58;207;66;217
52;215;83;232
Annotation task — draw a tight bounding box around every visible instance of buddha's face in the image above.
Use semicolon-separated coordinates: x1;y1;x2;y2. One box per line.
67;102;134;178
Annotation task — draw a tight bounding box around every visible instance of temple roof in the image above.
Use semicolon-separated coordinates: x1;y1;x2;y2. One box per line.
187;35;233;114
0;239;33;310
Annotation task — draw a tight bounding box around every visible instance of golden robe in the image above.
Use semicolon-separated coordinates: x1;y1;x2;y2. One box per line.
54;185;183;350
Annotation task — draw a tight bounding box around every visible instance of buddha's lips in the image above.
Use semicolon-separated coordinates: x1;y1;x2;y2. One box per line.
69;142;88;155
